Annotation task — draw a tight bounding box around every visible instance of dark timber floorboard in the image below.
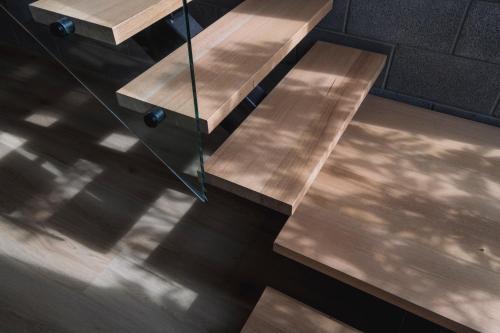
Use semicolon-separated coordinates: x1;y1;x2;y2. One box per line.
0;46;451;333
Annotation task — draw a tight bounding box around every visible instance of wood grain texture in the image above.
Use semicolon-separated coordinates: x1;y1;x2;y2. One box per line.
274;95;500;333
117;0;332;133
205;42;386;215
241;288;359;333
29;0;189;45
0;46;452;333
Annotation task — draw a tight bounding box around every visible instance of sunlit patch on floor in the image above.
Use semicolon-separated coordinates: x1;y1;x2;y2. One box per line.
91;257;199;312
13;64;40;80
25;111;60;127
0;131;27;159
41;161;63;177
16;147;38;161
100;133;139;153
116;189;197;261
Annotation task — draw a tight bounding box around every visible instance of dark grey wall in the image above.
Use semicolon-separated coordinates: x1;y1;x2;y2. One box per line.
191;0;500;126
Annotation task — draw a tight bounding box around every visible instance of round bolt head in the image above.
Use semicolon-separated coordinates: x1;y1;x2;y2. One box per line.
50;17;75;37
144;108;167;128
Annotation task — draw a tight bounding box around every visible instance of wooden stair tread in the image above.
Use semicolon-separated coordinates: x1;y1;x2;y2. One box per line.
29;0;188;45
116;0;332;133
241;288;359;333
205;42;386;215
274;95;500;333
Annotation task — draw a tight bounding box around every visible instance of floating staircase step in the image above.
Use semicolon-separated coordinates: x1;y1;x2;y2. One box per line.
241;287;359;333
205;42;386;215
117;0;332;134
274;95;500;333
29;0;189;45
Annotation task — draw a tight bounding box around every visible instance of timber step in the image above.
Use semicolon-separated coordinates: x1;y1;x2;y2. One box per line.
241;287;359;333
117;0;332;134
274;95;500;333
29;0;188;45
205;42;386;215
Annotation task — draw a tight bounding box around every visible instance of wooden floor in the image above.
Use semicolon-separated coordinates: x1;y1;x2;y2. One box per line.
30;0;188;45
0;47;453;333
275;95;500;333
117;0;332;133
206;42;385;215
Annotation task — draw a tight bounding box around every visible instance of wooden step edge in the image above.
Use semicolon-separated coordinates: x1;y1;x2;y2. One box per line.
115;93;209;133
241;287;360;333
205;42;387;215
273;241;466;332
200;0;334;134
29;5;113;44
29;0;189;45
115;0;333;134
205;172;293;215
112;0;191;45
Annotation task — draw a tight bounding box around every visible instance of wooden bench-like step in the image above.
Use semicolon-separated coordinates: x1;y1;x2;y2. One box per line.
29;0;188;45
241;288;359;333
117;0;332;133
274;95;500;333
205;42;386;215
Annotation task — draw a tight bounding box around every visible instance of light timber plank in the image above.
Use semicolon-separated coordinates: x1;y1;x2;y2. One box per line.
205;42;386;215
241;287;360;333
274;95;500;333
116;0;333;133
29;0;189;45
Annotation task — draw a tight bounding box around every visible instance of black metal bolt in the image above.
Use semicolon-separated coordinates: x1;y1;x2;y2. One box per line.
144;108;167;128
50;17;75;37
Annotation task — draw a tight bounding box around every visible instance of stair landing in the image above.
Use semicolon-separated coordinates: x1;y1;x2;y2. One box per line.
274;95;500;333
205;42;386;215
29;0;189;45
117;0;332;133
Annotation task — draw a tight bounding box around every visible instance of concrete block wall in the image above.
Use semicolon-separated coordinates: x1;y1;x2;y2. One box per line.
191;0;500;126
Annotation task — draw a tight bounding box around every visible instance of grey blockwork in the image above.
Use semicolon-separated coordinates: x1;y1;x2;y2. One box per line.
387;46;500;115
318;0;349;32
347;0;469;53
455;1;500;65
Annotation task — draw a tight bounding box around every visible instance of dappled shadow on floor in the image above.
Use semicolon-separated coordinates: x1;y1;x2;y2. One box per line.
1;4;210;194
0;44;453;333
0;47;181;252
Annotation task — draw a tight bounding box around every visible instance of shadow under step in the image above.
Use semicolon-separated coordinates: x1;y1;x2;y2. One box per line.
241;287;359;333
274;95;500;333
205;42;386;215
29;0;189;45
116;0;332;134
